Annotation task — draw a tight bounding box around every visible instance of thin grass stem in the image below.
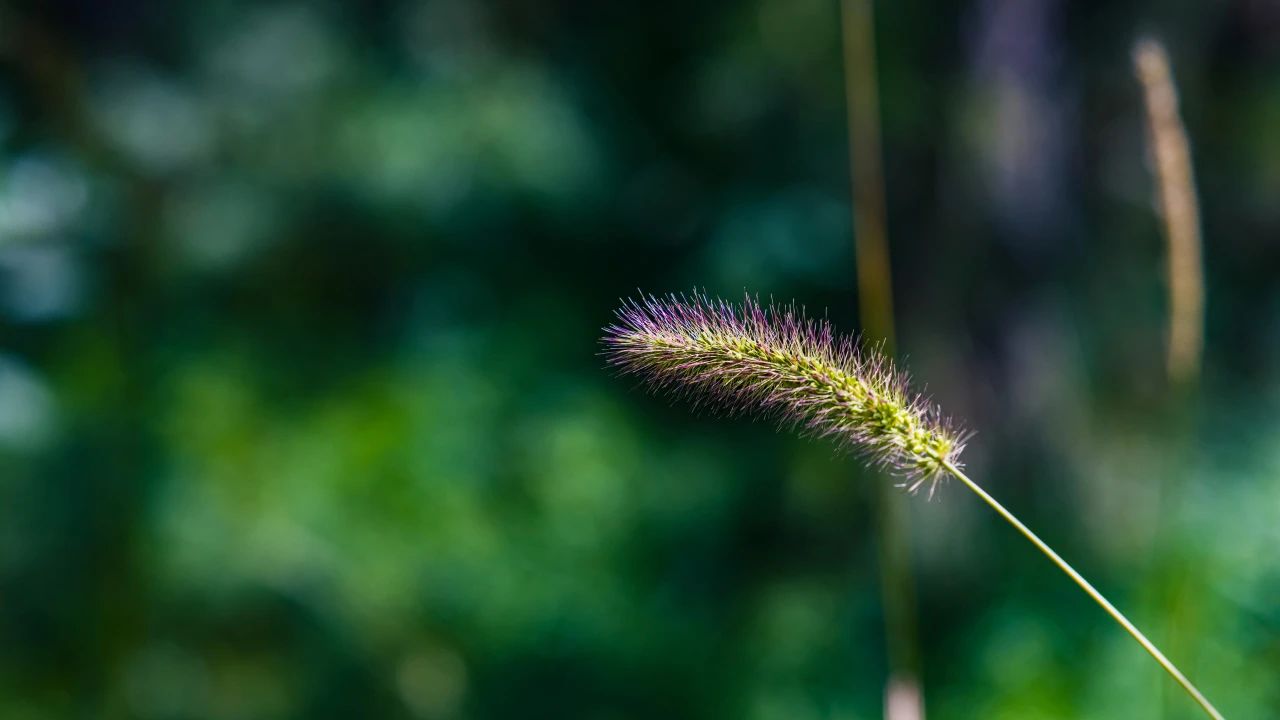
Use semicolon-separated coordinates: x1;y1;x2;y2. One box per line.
839;3;924;715
939;459;1224;720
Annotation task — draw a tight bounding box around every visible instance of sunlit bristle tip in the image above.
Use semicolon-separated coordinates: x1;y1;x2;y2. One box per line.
602;291;967;493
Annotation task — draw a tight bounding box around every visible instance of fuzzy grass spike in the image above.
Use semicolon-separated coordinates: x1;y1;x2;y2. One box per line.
604;292;965;496
602;291;1224;720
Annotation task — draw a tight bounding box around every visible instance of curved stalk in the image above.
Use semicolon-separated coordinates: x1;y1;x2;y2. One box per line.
940;460;1224;720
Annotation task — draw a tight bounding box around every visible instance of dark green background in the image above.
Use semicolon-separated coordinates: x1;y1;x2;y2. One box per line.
0;1;1276;717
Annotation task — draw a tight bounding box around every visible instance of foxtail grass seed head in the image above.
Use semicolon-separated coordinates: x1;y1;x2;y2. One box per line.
603;292;967;494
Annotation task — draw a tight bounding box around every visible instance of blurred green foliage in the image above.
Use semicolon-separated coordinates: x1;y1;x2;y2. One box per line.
0;0;1278;718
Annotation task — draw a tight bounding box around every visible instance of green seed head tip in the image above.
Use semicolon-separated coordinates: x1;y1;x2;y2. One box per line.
603;292;968;495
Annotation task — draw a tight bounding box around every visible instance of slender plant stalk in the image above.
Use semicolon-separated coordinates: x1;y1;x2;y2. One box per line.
604;293;1225;720
1135;37;1207;717
939;459;1224;720
839;2;923;716
841;0;895;345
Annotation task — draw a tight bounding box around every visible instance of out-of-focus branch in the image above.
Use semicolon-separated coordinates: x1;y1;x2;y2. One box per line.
1134;37;1208;720
840;3;921;720
842;0;895;350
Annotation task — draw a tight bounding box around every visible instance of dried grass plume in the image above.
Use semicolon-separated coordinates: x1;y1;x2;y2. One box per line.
1135;37;1204;385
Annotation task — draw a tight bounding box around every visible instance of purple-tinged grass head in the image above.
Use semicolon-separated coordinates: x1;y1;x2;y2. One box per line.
602;292;967;494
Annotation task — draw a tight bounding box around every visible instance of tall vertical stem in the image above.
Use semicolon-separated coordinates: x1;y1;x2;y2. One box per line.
1134;38;1207;716
841;0;895;345
840;2;923;718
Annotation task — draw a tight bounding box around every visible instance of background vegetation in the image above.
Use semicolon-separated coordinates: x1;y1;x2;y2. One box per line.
0;0;1277;717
